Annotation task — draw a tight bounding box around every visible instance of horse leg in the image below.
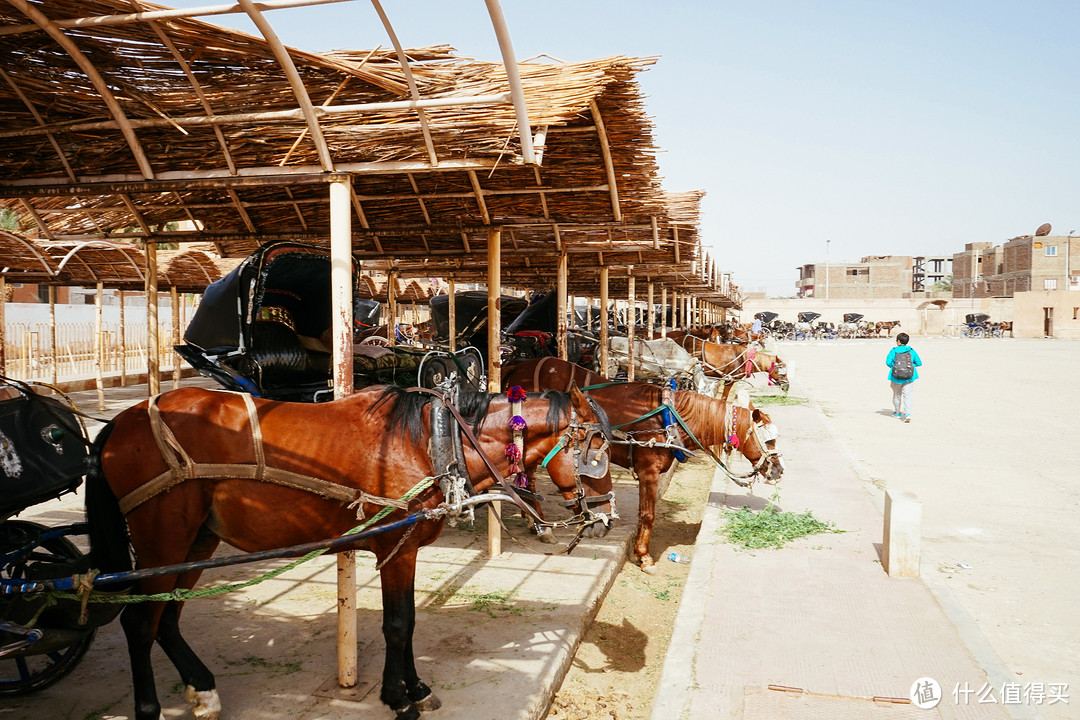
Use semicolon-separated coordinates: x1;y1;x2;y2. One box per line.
156;528;222;719
377;549;439;719
633;455;662;574
119;599;168;720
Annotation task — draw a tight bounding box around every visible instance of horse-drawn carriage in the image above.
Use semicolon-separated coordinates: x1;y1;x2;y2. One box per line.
962;313;1008;338
175;242;486;401
0;378;102;695
838;313;866;339
794;312;821;340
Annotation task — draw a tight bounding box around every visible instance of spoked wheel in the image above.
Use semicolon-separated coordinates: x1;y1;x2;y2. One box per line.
360;335;390;347
0;521;96;696
456;347;485;390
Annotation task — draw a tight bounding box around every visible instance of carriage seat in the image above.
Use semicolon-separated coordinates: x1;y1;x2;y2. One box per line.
245;319;329;387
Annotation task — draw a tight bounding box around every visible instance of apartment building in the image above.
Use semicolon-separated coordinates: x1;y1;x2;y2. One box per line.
796;255;951;299
953;235;1079;298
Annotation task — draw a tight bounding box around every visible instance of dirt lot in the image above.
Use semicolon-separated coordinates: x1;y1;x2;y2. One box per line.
546;457;716;720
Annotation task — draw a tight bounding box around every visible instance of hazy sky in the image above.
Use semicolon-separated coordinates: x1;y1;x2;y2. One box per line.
170;0;1080;296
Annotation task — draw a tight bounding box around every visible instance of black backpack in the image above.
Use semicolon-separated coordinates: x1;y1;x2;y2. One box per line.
892;350;914;380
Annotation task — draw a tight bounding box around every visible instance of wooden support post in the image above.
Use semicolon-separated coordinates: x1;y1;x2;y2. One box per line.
386;269;397;347
171;286;181;390
557;252;568;360
599;266;609;376
330;177;358;689
95;282;105;410
660;286;667;338
486;228;502;556
48;286;57;387
119;291;127;386
0;277;6;376
145;241;160;397
627;270;636;382
447;278;456;351
647;282;654;339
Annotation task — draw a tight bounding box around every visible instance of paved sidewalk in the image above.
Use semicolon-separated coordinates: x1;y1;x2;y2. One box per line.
652;389;1020;720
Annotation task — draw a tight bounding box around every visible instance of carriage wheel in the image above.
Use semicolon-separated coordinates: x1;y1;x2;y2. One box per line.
456;348;485;390
361;335;390;347
0;521;96;696
418;356;454;389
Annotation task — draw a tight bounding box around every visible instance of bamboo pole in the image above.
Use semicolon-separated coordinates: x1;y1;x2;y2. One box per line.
0;277;6;376
329;177;357;690
599;267;609;375
486;229;502;557
145;241;160;396
557;252;568;361
647;282;654;339
48;286;57;387
660;286;667;338
627;270;636;382
119;290;127;386
386;269;397;347
171;286;181;390
95;282;105;410
447;278;456;351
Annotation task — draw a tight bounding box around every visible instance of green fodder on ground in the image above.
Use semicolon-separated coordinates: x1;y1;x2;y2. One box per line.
719;505;842;550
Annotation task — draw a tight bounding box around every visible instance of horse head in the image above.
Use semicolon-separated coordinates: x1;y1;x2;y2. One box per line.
759;353;789;391
537;384;616;539
739;406;785;484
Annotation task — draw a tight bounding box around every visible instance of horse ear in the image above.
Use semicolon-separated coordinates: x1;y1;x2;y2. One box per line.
568;382;589;415
752;408;765;424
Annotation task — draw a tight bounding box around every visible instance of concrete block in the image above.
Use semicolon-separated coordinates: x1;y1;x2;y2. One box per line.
883;490;922;577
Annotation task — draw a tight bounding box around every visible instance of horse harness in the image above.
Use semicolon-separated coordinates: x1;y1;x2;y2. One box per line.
121;388;614;556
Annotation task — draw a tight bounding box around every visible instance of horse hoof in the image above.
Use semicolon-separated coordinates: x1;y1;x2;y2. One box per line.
394;706;421;720
536;527;557;544
413;691;442;712
185;686;222;719
640;561;657;575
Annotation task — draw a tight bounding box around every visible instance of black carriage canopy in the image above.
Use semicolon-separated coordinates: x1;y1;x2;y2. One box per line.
183;241;365;355
755;311;779;323
843;313;864;323
505;291;557;334
966;313;991;324
798;312;821;323
429;291;529;345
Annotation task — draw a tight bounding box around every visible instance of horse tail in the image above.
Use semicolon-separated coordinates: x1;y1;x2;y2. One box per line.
84;421;133;577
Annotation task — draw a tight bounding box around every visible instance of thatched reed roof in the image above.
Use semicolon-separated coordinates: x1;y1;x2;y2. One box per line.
0;0;737;305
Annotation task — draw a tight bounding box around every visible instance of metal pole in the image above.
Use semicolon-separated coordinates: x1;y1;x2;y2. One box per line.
48;286;57;387
557;252;568;360
599;266;609;376
447;278;456;352
627;270;636;382
119;290;127;386
660;286;667;338
95;282;105;410
145;240;160;396
170;286;181;390
647;281;654;339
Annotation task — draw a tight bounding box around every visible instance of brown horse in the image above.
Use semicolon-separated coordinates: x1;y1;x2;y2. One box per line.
873;320;901;337
503;357;784;572
84;384;613;720
671;337;788;390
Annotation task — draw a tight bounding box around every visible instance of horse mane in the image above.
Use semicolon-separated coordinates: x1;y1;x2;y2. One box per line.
541;389;613;441
373;385;493;444
672;389;729;448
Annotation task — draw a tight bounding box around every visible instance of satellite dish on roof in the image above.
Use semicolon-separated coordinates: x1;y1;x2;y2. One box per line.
1035;223;1052;236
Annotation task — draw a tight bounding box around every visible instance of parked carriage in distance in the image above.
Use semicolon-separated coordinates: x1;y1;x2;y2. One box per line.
795;312;821;340
962;313;1007;338
838;313;864;339
176;242;485;401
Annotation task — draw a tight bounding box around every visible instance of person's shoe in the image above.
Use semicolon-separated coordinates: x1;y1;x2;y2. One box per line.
893;412;901;419
903;416;911;423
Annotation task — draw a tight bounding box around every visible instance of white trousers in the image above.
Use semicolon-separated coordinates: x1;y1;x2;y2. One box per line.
891;381;914;416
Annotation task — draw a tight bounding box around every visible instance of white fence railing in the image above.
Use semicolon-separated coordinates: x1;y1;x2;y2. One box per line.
2;322;184;384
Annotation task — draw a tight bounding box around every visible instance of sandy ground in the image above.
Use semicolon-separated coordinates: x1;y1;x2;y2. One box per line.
776;335;1080;718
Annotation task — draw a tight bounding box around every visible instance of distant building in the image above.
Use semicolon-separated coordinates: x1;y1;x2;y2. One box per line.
795;255;951;299
953;235;1079;298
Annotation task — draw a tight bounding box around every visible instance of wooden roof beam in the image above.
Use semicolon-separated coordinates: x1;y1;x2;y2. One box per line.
6;0;155;179
0;67;77;182
370;0;439;166
467;170;491;225
589;99;622;222
237;0;335;171
119;194;153;235
0;0;355;36
226;189;258;233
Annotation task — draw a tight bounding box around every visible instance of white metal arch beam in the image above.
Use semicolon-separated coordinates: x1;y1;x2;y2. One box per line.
236;0;335;171
5;0;156;180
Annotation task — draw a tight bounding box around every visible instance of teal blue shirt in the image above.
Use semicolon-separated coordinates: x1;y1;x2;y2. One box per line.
886;346;922;384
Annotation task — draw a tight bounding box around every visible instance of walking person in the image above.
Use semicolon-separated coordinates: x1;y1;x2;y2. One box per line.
886;332;921;423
